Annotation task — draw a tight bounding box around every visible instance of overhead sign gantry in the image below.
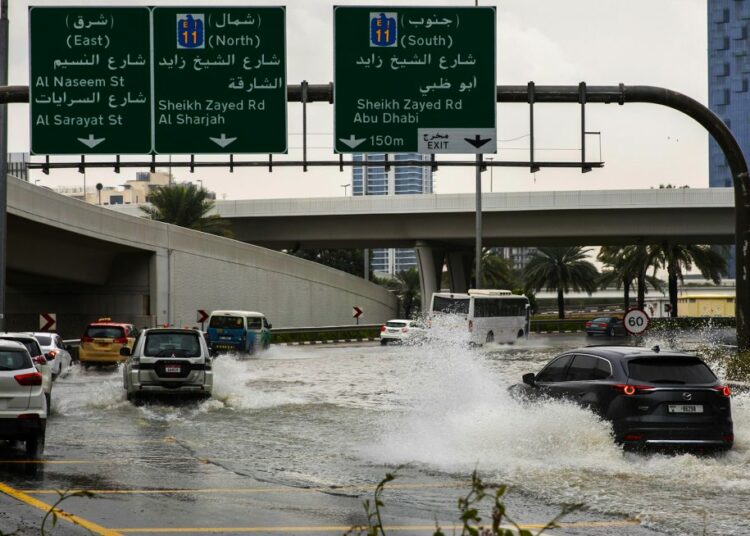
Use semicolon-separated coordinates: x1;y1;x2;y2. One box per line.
333;6;496;154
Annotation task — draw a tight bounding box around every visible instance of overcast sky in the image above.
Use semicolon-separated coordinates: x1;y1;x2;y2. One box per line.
9;0;707;200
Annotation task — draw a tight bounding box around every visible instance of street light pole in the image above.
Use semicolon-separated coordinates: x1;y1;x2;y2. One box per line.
475;153;482;289
0;0;9;331
486;157;494;192
341;183;350;196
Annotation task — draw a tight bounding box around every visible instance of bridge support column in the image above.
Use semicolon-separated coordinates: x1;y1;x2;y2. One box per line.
446;251;473;293
416;241;445;314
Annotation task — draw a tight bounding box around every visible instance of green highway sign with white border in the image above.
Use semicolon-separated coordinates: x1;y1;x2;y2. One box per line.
334;6;496;154
30;7;152;154
29;6;287;155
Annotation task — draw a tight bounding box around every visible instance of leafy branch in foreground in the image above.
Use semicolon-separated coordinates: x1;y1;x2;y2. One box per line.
41;489;96;536
348;470;581;536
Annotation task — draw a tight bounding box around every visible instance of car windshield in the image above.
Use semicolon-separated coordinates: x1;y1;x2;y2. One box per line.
0;338;41;357
0;350;31;371
85;326;125;339
386;321;407;328
34;335;52;346
592;317;612;323
144;332;202;358
627;357;717;384
432;297;470;314
209;316;244;329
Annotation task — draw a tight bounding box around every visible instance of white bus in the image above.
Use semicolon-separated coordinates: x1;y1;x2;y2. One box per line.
429;289;530;345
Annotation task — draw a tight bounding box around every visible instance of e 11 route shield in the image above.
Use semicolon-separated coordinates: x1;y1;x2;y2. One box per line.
334;6;496;154
30;7;152;154
153;7;287;154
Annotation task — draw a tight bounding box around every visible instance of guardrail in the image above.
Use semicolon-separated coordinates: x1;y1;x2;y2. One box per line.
270;324;381;334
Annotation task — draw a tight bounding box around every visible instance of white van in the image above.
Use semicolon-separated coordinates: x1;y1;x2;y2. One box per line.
430;289;530;344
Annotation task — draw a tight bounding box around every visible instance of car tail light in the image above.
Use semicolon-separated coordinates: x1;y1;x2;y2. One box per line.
32;355;47;366
380;325;386;332
613;384;654;396
723;433;734;442
468;320;473;332
598;323;608;328
713;385;732;397
17;413;40;420
401;327;408;333
113;337;128;344
15;372;42;386
623;434;643;441
585;321;591;328
47;350;58;360
82;336;94;343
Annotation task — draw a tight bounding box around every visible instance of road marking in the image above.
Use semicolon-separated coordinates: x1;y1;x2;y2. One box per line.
0;481;120;536
22;482;468;495
114;520;639;533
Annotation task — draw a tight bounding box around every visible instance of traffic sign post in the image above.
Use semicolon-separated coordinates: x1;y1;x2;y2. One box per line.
29;7;152;154
353;305;363;325
196;309;208;330
334;7;496;154
153;7;287;154
623;308;650;336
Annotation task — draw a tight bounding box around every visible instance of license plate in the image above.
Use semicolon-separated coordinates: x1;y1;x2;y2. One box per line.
165;365;181;373
668;404;703;413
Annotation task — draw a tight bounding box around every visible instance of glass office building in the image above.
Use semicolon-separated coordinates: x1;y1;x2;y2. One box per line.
708;1;750;278
352;154;434;275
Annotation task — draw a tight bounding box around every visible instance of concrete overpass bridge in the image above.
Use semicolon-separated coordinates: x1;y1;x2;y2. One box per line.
5;176;396;337
111;187;733;309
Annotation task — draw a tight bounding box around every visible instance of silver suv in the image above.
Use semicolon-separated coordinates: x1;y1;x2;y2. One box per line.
0;340;47;457
122;328;213;402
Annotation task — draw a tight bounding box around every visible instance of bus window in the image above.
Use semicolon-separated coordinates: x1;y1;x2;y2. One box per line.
432;296;470;314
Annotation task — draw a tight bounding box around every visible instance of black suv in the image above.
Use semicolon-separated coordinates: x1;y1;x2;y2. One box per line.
514;346;733;451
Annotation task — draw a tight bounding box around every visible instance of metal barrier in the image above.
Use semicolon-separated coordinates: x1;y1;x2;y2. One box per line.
270;324;380;335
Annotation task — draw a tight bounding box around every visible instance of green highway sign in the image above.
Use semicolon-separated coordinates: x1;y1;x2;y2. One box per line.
30;7;152;154
30;6;287;155
153;7;287;154
334;6;496;154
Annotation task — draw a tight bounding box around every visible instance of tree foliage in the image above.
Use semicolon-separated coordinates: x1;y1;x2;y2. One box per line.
524;247;599;319
140;183;232;237
290;248;367;278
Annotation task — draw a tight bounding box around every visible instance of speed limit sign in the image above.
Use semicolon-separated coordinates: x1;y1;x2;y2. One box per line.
623;308;650;336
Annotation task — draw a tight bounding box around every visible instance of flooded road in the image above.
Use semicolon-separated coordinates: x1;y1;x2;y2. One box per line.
1;331;748;535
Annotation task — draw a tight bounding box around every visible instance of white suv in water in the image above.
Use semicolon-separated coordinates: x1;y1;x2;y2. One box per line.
122;328;213;402
0;340;47;457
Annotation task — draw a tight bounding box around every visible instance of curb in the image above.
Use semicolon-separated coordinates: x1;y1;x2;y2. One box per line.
276;338;377;346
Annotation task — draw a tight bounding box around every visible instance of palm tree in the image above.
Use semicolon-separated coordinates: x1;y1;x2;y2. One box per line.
598;245;663;310
480;249;519;290
386;268;421;318
524;247;599;319
140;183;232;237
649;243;727;317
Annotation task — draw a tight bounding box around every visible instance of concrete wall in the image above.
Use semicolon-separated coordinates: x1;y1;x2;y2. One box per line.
7;177;397;332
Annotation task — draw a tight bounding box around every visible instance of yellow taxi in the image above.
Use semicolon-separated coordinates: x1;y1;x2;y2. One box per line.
78;318;138;367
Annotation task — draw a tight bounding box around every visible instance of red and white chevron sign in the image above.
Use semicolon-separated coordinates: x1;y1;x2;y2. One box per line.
39;313;56;331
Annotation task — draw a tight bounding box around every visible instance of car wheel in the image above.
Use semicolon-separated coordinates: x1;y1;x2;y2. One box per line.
486;331;494;344
380;339;388;346
25;432;45;458
586;332;593;337
45;393;51;412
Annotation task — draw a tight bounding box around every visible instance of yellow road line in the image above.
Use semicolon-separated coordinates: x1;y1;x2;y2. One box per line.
114;520;640;533
22;482;467;495
0;481;121;536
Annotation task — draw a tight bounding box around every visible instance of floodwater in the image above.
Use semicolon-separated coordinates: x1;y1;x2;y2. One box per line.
8;327;750;535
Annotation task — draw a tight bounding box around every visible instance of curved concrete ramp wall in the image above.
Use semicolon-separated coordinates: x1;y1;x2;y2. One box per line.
7;177;396;332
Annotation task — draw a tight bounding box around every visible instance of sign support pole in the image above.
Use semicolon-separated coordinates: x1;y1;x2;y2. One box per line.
0;0;8;332
475;154;483;289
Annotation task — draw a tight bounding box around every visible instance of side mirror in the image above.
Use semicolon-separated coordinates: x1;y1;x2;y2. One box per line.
522;373;536;386
119;346;131;357
267;324;272;330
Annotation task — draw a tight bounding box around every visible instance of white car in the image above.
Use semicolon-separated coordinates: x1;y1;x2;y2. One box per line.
0;333;52;409
31;332;73;380
379;319;426;345
0;339;47;457
123;328;213;402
